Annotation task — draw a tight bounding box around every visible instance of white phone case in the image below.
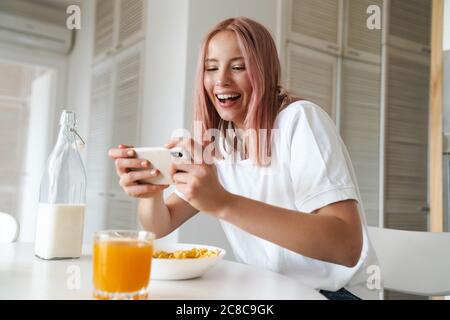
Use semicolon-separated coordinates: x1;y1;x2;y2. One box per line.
133;147;183;185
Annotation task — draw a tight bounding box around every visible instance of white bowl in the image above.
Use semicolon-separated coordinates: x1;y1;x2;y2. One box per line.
151;243;226;280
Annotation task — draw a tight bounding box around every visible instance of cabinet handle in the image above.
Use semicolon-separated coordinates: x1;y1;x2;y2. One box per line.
417;205;430;213
421;47;431;54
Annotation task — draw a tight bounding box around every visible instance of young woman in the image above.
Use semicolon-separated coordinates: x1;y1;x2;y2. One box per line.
109;17;380;300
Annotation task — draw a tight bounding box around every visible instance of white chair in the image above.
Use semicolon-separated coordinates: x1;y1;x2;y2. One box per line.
0;212;19;242
368;226;450;296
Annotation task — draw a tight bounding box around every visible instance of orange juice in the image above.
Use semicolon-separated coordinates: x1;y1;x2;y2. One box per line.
93;238;153;299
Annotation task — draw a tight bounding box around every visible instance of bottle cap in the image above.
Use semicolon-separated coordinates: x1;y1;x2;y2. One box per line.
60;110;86;150
60;110;76;127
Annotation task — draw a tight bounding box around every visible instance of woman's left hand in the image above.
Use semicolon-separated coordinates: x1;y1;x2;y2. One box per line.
165;138;231;214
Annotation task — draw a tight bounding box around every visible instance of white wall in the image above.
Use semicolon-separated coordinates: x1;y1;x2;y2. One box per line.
66;0;94;143
142;0;189;148
444;0;450;51
444;0;450;135
142;0;191;243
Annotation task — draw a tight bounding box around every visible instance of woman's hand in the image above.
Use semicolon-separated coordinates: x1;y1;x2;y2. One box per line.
108;144;169;198
165;138;232;214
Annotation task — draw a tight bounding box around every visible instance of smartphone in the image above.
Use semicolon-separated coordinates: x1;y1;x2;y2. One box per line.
132;147;187;185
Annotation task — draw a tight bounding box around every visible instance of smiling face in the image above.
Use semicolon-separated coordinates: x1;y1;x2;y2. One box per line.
203;31;253;129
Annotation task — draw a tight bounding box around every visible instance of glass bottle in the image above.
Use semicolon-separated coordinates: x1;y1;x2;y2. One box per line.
35;110;86;259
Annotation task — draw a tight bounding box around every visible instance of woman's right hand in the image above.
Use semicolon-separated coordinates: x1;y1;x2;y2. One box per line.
108;144;169;199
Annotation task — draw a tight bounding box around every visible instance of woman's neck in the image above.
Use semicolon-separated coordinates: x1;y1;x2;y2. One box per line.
232;121;244;131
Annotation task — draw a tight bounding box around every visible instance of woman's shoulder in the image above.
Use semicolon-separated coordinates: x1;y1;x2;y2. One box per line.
274;100;343;159
275;99;332;130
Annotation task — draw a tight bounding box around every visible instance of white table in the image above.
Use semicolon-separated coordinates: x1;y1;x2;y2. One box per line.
0;243;325;300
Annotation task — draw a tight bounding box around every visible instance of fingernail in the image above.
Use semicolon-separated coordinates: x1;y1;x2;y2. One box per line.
150;169;158;175
141;161;148;167
128;150;134;156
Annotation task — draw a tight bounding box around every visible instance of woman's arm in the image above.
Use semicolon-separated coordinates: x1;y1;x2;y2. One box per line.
139;192;199;238
216;194;363;268
170;159;363;268
166;138;363;268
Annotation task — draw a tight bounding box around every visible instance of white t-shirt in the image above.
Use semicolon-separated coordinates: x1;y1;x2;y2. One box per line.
176;100;380;297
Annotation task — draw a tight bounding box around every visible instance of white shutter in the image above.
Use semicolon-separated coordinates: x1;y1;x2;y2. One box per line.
110;46;142;157
344;0;382;64
340;59;381;226
286;43;337;119
86;63;114;195
288;0;342;54
118;0;145;48
94;0;115;59
85;62;114;233
105;44;143;229
388;0;431;54
385;48;429;231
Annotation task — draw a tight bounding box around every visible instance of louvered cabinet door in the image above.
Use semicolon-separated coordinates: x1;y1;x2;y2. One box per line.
344;0;382;64
117;0;145;49
94;0;116;61
288;0;342;55
340;60;381;226
286;43;337;119
105;44;144;229
110;44;143;183
385;48;430;231
388;0;431;55
86;61;114;233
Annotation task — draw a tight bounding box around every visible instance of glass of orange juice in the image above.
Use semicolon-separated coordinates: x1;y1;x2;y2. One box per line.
92;230;154;300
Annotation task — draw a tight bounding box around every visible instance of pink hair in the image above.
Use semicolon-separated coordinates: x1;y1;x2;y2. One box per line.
192;17;300;165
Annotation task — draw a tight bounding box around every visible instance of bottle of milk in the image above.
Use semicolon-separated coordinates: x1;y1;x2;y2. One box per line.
35;110;86;259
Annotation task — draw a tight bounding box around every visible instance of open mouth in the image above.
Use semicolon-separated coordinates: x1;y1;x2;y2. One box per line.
215;93;242;106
